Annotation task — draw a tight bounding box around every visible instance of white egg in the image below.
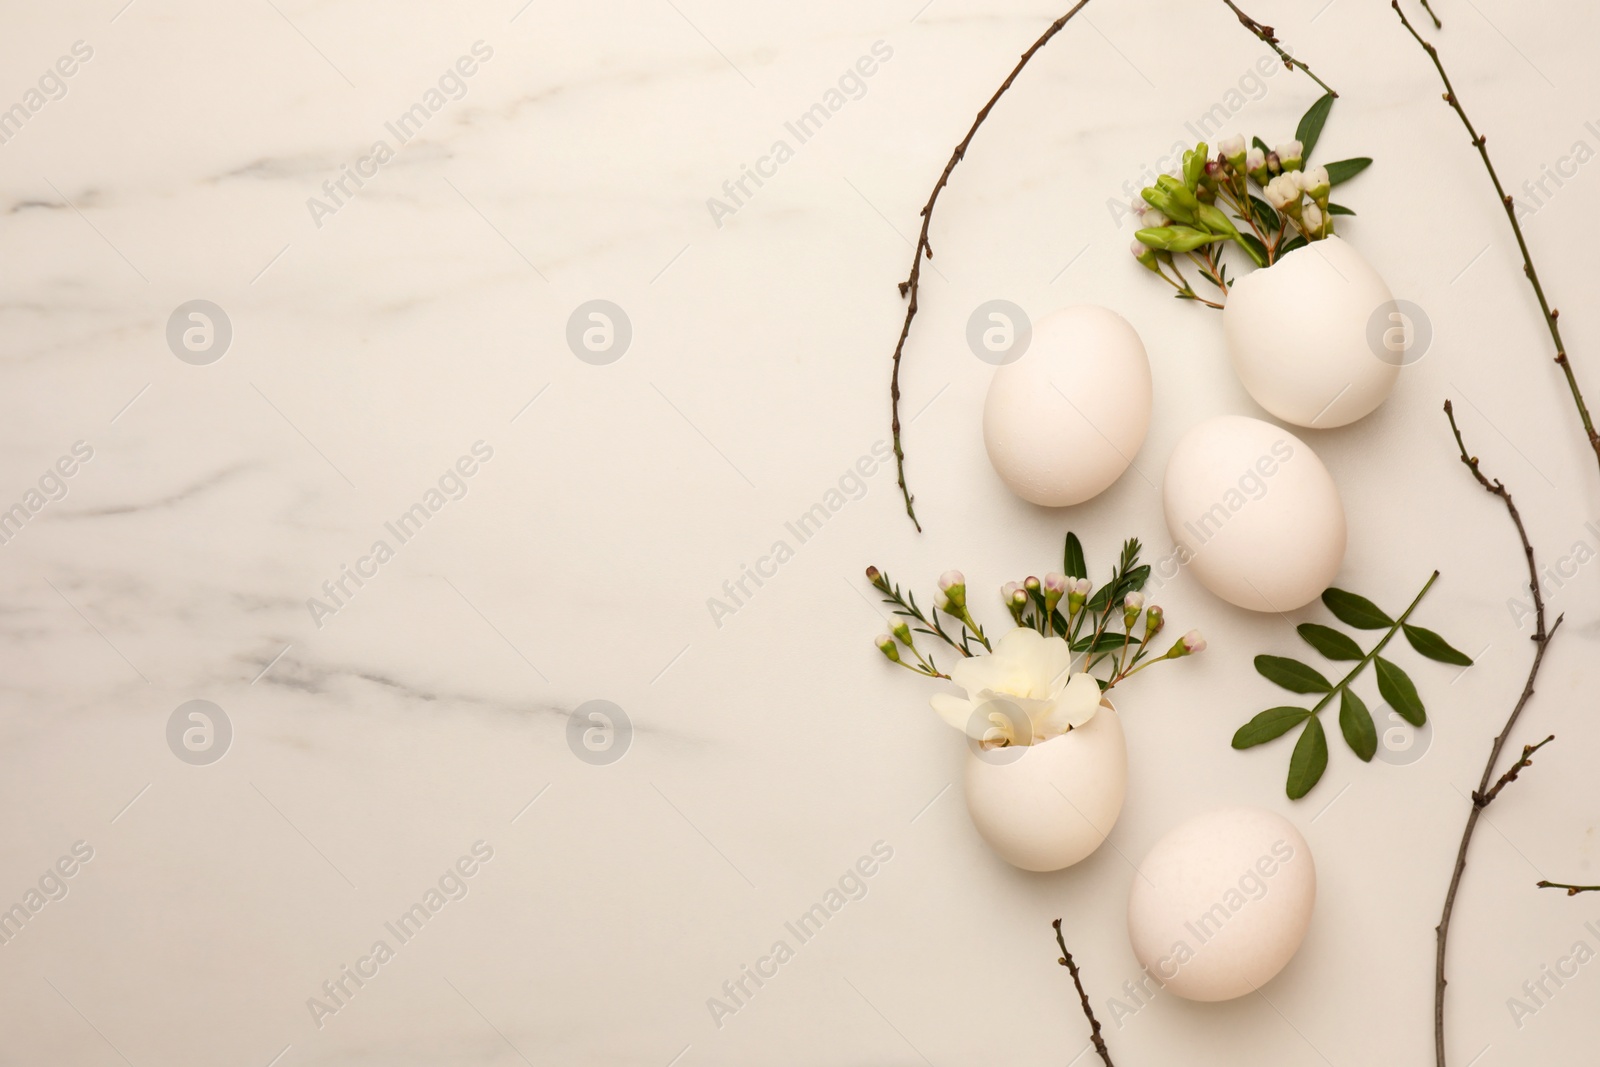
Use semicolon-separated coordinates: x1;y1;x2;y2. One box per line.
983;306;1152;507
1127;807;1316;1002
1162;415;1345;612
963;705;1126;872
1223;235;1401;428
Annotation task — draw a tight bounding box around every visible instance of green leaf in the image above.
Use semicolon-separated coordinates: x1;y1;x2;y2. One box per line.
1252;135;1271;156
1248;196;1279;234
1327;203;1356;216
1233;706;1312;748
1295;92;1336;161
1072;633;1138;653
1324;157;1373;185
1287;716;1329;799
1086;564;1150;614
1063;532;1087;580
1339;689;1377;762
1375;656;1426;726
1280;234;1308;255
1403;624;1474;666
1297;623;1364;661
1255;655;1333;694
1321;588;1394;629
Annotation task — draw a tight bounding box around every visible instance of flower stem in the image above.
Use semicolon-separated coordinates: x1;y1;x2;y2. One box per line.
1307;571;1440;717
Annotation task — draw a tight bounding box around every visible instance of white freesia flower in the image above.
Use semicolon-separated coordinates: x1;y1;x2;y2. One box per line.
929;627;1101;746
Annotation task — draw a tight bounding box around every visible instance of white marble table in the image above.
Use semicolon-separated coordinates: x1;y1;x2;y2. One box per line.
3;1;1598;1063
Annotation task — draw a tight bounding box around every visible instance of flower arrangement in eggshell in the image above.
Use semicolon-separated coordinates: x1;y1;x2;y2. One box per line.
1224;235;1402;428
863;538;1205;872
983;306;1153;507
1128;105;1406;428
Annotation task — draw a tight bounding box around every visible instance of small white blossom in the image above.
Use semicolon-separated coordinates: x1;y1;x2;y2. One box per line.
1264;173;1301;211
1219;134;1246;159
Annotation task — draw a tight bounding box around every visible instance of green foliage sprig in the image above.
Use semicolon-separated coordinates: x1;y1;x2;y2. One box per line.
867;531;1204;691
1130;93;1373;309
1232;571;1474;798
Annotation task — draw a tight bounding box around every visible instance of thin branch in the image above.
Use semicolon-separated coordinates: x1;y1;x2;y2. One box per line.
1477;734;1554;806
888;0;1337;530
1419;0;1443;29
1396;3;1600;480
1221;0;1340;97
1536;881;1600;896
887;0;1092;531
1435;400;1564;1067
1052;920;1113;1067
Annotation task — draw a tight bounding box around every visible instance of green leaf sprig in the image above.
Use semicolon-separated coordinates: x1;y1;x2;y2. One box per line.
867;530;1204;691
1130;92;1373;310
1232;571;1473;798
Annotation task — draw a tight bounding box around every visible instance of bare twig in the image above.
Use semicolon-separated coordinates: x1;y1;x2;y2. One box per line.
1397;4;1600;480
1419;0;1443;29
1052;920;1114;1067
1536;881;1600;896
1477;734;1554;806
1221;0;1340;97
887;0;1092;531
1436;400;1565;1067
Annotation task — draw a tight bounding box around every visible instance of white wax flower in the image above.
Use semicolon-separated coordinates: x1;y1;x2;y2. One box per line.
929;627;1101;745
1302;203;1324;233
1219;134;1246;159
1275;139;1303;162
1264;174;1301;211
1245;147;1266;172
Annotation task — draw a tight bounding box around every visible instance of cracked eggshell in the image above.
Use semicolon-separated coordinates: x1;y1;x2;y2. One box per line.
963;704;1126;872
1162;415;1345;612
983;306;1152;507
1223;236;1401;428
1127;807;1316;1002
